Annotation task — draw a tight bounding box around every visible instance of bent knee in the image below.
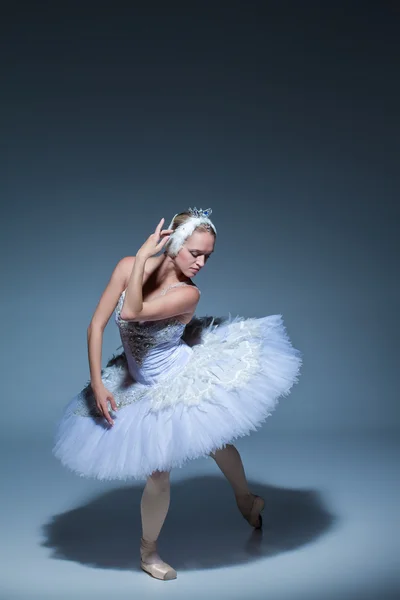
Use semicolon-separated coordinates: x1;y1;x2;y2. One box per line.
148;470;170;489
209;443;234;459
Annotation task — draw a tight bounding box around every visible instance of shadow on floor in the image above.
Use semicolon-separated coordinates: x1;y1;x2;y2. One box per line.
41;475;336;571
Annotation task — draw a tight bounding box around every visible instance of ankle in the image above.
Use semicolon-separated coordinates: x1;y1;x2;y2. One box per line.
235;491;252;500
140;537;157;556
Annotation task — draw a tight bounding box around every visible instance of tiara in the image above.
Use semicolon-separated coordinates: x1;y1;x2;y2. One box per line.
187;207;212;219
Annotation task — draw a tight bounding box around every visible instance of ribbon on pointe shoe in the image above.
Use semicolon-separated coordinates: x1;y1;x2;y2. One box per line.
140;537;177;580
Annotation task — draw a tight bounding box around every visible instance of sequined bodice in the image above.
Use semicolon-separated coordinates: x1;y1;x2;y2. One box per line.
114;282;198;385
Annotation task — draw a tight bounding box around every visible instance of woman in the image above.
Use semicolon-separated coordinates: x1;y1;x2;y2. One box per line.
53;207;302;581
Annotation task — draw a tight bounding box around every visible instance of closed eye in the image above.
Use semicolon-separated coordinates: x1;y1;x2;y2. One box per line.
191;252;211;259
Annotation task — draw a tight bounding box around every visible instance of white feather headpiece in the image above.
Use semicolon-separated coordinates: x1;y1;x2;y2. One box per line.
165;207;217;257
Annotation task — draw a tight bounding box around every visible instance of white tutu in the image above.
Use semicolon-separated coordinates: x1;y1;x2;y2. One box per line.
53;312;302;481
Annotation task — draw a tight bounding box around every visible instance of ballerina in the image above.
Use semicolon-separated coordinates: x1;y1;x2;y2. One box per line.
53;207;302;580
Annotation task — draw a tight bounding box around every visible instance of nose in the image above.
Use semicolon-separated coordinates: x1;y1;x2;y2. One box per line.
196;256;206;268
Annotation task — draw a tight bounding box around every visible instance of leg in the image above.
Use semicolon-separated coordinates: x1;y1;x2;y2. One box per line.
209;443;251;496
140;470;177;580
209;444;264;528
141;470;171;543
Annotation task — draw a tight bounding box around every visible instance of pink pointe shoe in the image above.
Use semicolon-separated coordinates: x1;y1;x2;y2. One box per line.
140;537;177;580
235;493;265;529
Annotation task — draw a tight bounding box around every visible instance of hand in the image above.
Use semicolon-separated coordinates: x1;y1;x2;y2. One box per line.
137;218;173;260
93;383;117;426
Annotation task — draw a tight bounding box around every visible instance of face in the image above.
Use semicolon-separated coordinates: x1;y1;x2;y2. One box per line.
175;230;215;276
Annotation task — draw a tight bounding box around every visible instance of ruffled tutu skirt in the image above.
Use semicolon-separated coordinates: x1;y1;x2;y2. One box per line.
53;314;302;481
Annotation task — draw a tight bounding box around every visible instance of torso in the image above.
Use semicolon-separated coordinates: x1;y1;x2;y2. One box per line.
122;255;199;325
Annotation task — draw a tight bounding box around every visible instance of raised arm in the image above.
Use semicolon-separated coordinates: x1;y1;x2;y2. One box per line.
121;218;172;318
120;285;200;322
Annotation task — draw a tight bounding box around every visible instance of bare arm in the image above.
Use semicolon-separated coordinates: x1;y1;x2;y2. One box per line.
121;217;173;318
120;254;147;319
87;327;104;392
120;286;200;322
87;256;131;391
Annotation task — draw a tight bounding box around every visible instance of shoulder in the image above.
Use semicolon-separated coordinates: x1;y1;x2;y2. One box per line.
165;282;200;297
112;256;133;285
184;284;201;297
116;255;158;283
163;282;201;307
178;283;201;306
187;283;201;296
115;256;135;271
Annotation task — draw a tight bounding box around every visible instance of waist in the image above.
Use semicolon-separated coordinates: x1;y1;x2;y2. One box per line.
124;340;193;385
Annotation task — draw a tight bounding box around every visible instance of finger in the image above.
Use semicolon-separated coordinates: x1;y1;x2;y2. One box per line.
102;403;114;426
155;231;171;247
157;232;171;245
109;394;118;411
156;235;171;250
155;218;165;236
159;231;173;240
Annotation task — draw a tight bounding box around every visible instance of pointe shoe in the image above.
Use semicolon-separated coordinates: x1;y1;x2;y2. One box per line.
140;537;177;580
235;492;265;529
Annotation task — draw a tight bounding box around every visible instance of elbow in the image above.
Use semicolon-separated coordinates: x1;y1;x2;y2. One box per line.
120;309;138;321
120;300;139;321
87;321;105;333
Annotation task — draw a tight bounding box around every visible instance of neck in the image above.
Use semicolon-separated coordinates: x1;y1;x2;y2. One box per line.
153;253;190;286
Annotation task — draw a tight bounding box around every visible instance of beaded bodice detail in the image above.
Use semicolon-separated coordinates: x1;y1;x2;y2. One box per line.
115;282;198;375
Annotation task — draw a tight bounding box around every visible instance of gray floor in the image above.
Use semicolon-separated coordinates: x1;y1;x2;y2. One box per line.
1;431;399;600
